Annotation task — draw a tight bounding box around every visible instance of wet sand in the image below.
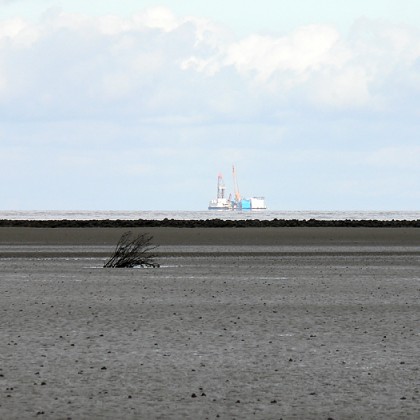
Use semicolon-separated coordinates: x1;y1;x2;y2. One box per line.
1;226;420;247
1;227;420;419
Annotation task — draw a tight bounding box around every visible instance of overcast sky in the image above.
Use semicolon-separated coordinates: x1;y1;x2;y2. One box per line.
1;1;419;210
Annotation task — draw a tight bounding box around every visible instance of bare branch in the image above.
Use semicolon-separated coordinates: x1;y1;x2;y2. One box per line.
104;231;160;268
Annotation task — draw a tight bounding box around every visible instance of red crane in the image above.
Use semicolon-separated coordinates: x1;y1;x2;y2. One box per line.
232;165;241;203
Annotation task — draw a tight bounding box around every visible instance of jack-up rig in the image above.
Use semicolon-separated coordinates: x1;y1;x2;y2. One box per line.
208;165;267;211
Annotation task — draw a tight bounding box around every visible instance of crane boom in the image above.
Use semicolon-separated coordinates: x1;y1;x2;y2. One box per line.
232;165;241;202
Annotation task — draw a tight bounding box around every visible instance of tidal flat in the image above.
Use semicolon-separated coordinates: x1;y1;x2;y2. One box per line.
1;227;419;419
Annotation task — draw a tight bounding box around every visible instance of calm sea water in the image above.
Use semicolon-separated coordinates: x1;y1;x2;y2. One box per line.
0;210;419;221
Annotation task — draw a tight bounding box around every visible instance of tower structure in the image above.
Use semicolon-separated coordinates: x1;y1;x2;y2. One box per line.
208;173;232;210
217;173;226;199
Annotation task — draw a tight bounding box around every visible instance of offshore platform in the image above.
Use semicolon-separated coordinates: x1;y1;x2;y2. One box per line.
208;165;267;211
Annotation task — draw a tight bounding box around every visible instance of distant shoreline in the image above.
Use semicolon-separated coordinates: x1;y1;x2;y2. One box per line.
0;218;419;228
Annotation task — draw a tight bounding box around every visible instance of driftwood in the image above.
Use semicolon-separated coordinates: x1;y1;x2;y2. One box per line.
103;231;160;268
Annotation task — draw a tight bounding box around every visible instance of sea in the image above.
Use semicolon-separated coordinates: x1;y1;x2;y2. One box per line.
0;210;419;221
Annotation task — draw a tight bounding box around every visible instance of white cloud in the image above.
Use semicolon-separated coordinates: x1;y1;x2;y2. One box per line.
0;8;420;119
95;15;131;36
0;17;40;46
132;6;179;32
308;65;372;108
224;25;340;83
182;19;420;110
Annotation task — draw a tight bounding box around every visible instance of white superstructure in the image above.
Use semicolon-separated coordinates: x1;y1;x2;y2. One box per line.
208;174;233;210
250;197;267;210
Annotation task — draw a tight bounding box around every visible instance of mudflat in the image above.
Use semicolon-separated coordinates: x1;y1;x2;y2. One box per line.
1;226;420;246
1;227;419;419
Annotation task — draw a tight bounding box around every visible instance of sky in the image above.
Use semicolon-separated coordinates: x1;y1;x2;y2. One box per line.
0;1;419;210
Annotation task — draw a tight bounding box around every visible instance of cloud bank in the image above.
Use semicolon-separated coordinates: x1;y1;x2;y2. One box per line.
1;7;419;120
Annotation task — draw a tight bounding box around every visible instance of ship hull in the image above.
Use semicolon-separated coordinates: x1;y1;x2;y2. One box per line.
208;199;233;211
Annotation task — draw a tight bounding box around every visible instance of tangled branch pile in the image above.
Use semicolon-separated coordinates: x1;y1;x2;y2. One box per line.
104;231;160;268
